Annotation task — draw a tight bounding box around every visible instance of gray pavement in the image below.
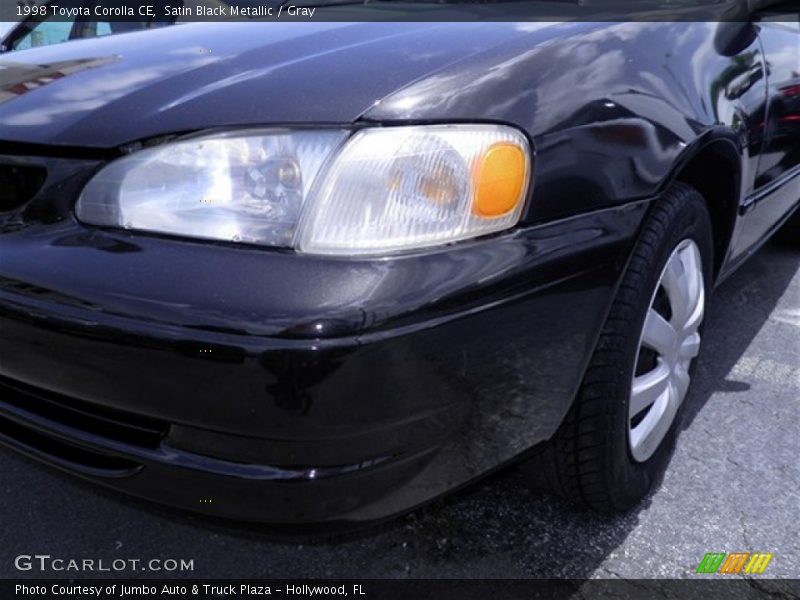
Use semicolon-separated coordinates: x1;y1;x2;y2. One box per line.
1;241;798;580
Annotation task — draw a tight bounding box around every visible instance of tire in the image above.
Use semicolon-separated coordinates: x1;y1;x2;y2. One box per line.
533;182;714;512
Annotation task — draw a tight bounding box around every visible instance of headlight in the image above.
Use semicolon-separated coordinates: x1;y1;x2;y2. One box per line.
76;129;348;247
76;125;532;255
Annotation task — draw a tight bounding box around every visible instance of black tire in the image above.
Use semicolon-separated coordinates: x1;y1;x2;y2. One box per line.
533;182;714;512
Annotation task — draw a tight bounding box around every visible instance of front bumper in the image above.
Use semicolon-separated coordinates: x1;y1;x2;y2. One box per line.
0;170;649;524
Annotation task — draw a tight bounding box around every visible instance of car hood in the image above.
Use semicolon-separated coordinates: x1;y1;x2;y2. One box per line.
0;22;551;148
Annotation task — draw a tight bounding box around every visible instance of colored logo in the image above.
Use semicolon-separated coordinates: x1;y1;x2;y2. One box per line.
696;552;773;575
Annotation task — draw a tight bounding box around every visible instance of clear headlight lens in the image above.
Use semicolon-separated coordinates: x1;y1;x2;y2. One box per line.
76;129;348;247
76;125;531;255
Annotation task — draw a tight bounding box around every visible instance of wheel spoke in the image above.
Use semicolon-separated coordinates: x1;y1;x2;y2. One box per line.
682;244;705;330
631;361;670;417
674;364;691;402
683;268;705;334
683;294;705;334
662;252;692;325
629;382;677;460
680;332;701;360
642;308;678;356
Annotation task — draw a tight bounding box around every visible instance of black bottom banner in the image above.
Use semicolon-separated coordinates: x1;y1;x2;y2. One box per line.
4;579;800;600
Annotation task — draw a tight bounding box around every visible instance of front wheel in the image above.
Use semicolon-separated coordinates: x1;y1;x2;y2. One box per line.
534;182;714;512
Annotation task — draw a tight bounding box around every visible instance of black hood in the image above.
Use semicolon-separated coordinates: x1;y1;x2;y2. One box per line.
0;22;545;148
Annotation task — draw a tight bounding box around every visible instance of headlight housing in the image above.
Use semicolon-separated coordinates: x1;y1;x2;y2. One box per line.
76;125;532;256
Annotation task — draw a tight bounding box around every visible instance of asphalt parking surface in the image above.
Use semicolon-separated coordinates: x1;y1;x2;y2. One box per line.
1;241;798;580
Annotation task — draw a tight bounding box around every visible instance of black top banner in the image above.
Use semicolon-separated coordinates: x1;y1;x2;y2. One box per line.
2;0;799;23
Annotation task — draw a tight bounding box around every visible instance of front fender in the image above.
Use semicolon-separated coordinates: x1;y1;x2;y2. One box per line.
365;22;765;225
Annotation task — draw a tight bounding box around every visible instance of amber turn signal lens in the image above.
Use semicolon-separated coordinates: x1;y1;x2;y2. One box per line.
472;143;528;218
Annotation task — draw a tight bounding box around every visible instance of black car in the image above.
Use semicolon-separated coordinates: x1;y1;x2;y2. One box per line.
0;12;798;526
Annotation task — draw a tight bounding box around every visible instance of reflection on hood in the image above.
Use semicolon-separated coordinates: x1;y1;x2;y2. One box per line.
0;57;116;105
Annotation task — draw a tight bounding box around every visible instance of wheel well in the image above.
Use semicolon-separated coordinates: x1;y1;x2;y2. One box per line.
673;140;741;279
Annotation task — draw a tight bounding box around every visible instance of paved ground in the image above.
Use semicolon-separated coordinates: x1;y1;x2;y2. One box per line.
1;241;798;580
